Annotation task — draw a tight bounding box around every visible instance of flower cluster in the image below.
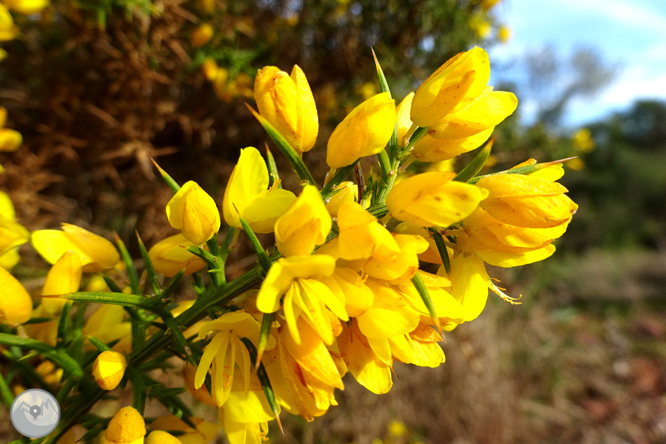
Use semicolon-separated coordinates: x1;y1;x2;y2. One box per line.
0;46;577;444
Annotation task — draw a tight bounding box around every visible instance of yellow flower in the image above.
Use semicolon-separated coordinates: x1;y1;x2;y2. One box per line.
497;25;512;43
397;271;464;330
223;147;296;233
264;320;343;419
202;57;219;81
326;92;396;168
334;201;401;261
256;254;347;345
388;420;408;437
166;181;220;245
35;360;63;386
468;13;491;39
411;47;490;127
317;267;373;317
389;322;446;368
324;181;358;217
93;350;127;391
0;5;17;42
148;233;206;277
145;431;180;444
456;168;578;267
573;128;595;152
3;0;49;14
32;223;120;272
216;362;275;444
41;251;82;314
362;234;429;281
255;65;318;153
183;363;217;406
337;319;392;394
411;88;517;162
477;173;577;228
439;253;490;322
395;92;415;146
0;191;29;268
0;107;22;151
0;267;32;324
103;406;146;444
83;305;132;353
195;311;269;406
275;185;331;257
150;416;219;444
566;158;585;170
386;172;488;227
395;221;450;265
191;23;214;48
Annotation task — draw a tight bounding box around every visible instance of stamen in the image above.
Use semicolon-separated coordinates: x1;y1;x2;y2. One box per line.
488;279;522;305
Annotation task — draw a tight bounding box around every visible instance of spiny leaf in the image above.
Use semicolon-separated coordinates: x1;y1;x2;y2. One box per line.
136;231;161;296
468;157;575;184
429;228;451;275
151;158;181;193
255;312;274;369
411;273;442;339
246;104;315;186
238;216;272;273
372;48;399;160
115;234;140;296
454;138;494;183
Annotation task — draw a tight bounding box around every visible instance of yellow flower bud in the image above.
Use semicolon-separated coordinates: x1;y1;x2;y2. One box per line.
223;147;296;233
166;181;220;245
41;251;82;314
396;92;415;146
202;57;218;81
326;92;396;168
0;211;29;260
32;223;120;272
497;25;512;43
145;431;180;444
3;0;49;15
386;172;488;227
0;128;21;152
148;233;206;277
93;351;127;391
255;65;318;153
411;47;490;127
0;267;32;324
104;406;146;444
275;185;331;257
191;23;213;48
0;5;18;42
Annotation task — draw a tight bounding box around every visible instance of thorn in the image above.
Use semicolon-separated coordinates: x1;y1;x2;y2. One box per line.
275;412;284;436
254;347;265;371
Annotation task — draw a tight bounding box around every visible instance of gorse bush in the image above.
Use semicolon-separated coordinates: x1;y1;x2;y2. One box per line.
0;40;578;444
0;0;508;236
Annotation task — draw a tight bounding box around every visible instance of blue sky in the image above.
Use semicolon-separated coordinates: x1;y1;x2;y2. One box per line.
488;0;666;127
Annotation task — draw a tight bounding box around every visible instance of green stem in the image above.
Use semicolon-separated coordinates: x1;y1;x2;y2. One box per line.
0;370;13;408
0;334;84;378
43;265;265;444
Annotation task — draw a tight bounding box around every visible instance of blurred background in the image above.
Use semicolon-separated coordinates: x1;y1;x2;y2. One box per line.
1;0;665;442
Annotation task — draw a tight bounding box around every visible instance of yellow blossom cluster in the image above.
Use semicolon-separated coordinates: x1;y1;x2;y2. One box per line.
0;45;577;444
